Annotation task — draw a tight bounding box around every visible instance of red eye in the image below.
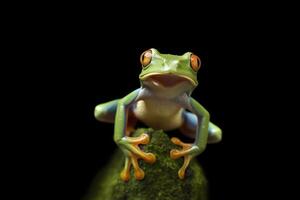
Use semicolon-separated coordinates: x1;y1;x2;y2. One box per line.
190;54;201;71
140;50;152;67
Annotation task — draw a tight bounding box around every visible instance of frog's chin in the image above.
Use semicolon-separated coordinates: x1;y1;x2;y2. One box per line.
140;73;196;88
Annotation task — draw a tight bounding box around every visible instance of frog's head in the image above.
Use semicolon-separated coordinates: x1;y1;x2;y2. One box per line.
139;48;201;96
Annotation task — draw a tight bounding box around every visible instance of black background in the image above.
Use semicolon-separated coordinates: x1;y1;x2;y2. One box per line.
5;3;293;198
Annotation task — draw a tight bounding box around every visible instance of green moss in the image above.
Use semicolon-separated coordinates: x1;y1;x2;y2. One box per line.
83;128;208;200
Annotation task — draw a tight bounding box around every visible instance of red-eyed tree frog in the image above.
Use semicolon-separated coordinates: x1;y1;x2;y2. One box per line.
94;48;222;181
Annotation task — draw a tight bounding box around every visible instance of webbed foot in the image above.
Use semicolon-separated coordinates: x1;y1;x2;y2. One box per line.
170;137;200;179
119;133;156;181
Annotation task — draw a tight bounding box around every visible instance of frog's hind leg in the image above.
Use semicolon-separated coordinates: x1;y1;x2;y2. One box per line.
94;99;137;135
180;111;222;144
94;99;119;123
207;122;222;143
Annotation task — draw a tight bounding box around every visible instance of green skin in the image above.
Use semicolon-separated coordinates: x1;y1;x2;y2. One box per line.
95;48;222;181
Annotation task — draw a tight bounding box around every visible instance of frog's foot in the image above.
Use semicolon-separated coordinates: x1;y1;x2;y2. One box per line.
119;133;156;181
170;137;199;179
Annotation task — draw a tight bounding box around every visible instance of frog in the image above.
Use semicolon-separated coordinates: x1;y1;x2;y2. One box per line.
94;48;222;181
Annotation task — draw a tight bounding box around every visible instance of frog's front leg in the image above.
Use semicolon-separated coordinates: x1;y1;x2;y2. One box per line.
114;89;156;181
170;97;210;179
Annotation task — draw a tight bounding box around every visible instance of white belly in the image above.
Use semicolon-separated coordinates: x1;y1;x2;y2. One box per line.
133;99;184;131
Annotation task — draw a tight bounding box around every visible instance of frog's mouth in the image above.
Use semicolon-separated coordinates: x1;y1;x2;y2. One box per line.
141;73;196;87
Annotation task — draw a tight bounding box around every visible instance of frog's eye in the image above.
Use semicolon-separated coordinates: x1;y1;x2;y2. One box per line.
190;54;201;71
140;50;152;67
